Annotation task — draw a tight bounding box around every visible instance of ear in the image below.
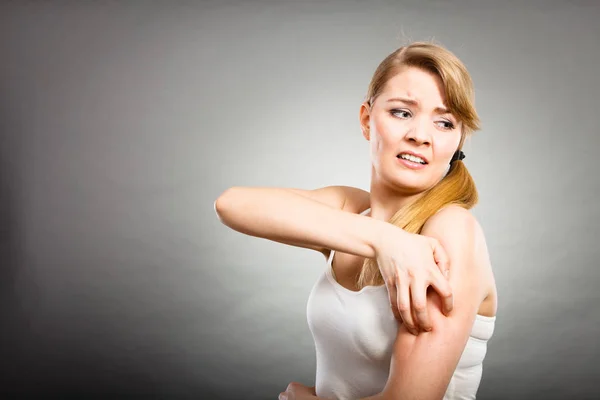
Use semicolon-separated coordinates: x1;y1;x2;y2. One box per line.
359;102;371;141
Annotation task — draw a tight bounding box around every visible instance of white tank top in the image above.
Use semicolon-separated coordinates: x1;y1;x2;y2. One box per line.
306;209;496;400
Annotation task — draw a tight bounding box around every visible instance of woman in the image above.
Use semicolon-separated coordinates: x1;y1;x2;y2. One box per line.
215;41;497;400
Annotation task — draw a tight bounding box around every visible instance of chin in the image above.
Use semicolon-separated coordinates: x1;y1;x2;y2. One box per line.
387;177;429;195
388;171;428;190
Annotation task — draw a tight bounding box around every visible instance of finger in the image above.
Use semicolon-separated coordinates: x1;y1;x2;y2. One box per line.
430;238;450;278
279;392;287;400
287;382;299;391
386;280;401;321
429;269;454;315
398;279;418;335
410;280;432;332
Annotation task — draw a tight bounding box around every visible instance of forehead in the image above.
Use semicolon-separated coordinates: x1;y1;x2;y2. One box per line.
378;66;447;106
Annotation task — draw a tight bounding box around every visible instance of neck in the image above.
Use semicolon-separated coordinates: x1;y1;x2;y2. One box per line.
367;169;425;222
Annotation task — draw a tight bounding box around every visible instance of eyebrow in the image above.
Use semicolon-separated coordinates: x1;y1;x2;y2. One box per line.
386;97;450;114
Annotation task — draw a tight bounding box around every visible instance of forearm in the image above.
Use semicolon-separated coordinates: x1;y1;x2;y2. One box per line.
215;186;392;258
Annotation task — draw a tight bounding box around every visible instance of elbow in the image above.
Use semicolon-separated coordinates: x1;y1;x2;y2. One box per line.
214;186;241;222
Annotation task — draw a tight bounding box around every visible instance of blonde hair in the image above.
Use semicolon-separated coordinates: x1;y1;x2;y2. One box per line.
357;41;482;289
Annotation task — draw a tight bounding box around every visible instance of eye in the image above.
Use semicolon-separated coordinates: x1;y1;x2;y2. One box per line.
390;109;412;119
436;120;455;130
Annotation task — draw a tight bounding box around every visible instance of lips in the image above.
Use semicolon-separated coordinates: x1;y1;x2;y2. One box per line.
396;150;429;164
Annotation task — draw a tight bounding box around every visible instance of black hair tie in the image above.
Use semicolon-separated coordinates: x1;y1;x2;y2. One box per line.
450;150;466;164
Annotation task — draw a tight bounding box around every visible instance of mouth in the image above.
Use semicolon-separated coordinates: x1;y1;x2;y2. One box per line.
396;152;428;165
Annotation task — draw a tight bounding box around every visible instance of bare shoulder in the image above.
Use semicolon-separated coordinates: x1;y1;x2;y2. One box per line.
422;205;496;315
421;205;487;253
424;205;479;231
422;204;490;263
339;186;371;214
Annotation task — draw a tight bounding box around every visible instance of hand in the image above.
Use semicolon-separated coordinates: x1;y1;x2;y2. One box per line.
278;382;318;400
374;226;454;335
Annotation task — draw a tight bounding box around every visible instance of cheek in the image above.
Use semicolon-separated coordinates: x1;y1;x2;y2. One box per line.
435;135;461;159
368;134;382;162
373;118;402;146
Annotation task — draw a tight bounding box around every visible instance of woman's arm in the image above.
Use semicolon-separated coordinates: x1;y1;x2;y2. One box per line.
214;185;454;331
364;206;490;400
214;185;379;259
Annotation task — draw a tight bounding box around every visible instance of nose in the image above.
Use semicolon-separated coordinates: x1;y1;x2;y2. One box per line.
405;116;431;146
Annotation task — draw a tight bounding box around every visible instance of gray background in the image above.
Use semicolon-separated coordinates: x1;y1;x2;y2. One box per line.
1;0;599;399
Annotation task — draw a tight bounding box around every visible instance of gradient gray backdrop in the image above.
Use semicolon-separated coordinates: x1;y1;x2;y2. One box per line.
1;1;599;399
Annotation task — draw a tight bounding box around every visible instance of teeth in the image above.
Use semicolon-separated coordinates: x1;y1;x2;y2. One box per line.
399;153;426;164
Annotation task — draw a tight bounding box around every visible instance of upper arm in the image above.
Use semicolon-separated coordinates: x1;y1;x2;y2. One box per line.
377;206;487;400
